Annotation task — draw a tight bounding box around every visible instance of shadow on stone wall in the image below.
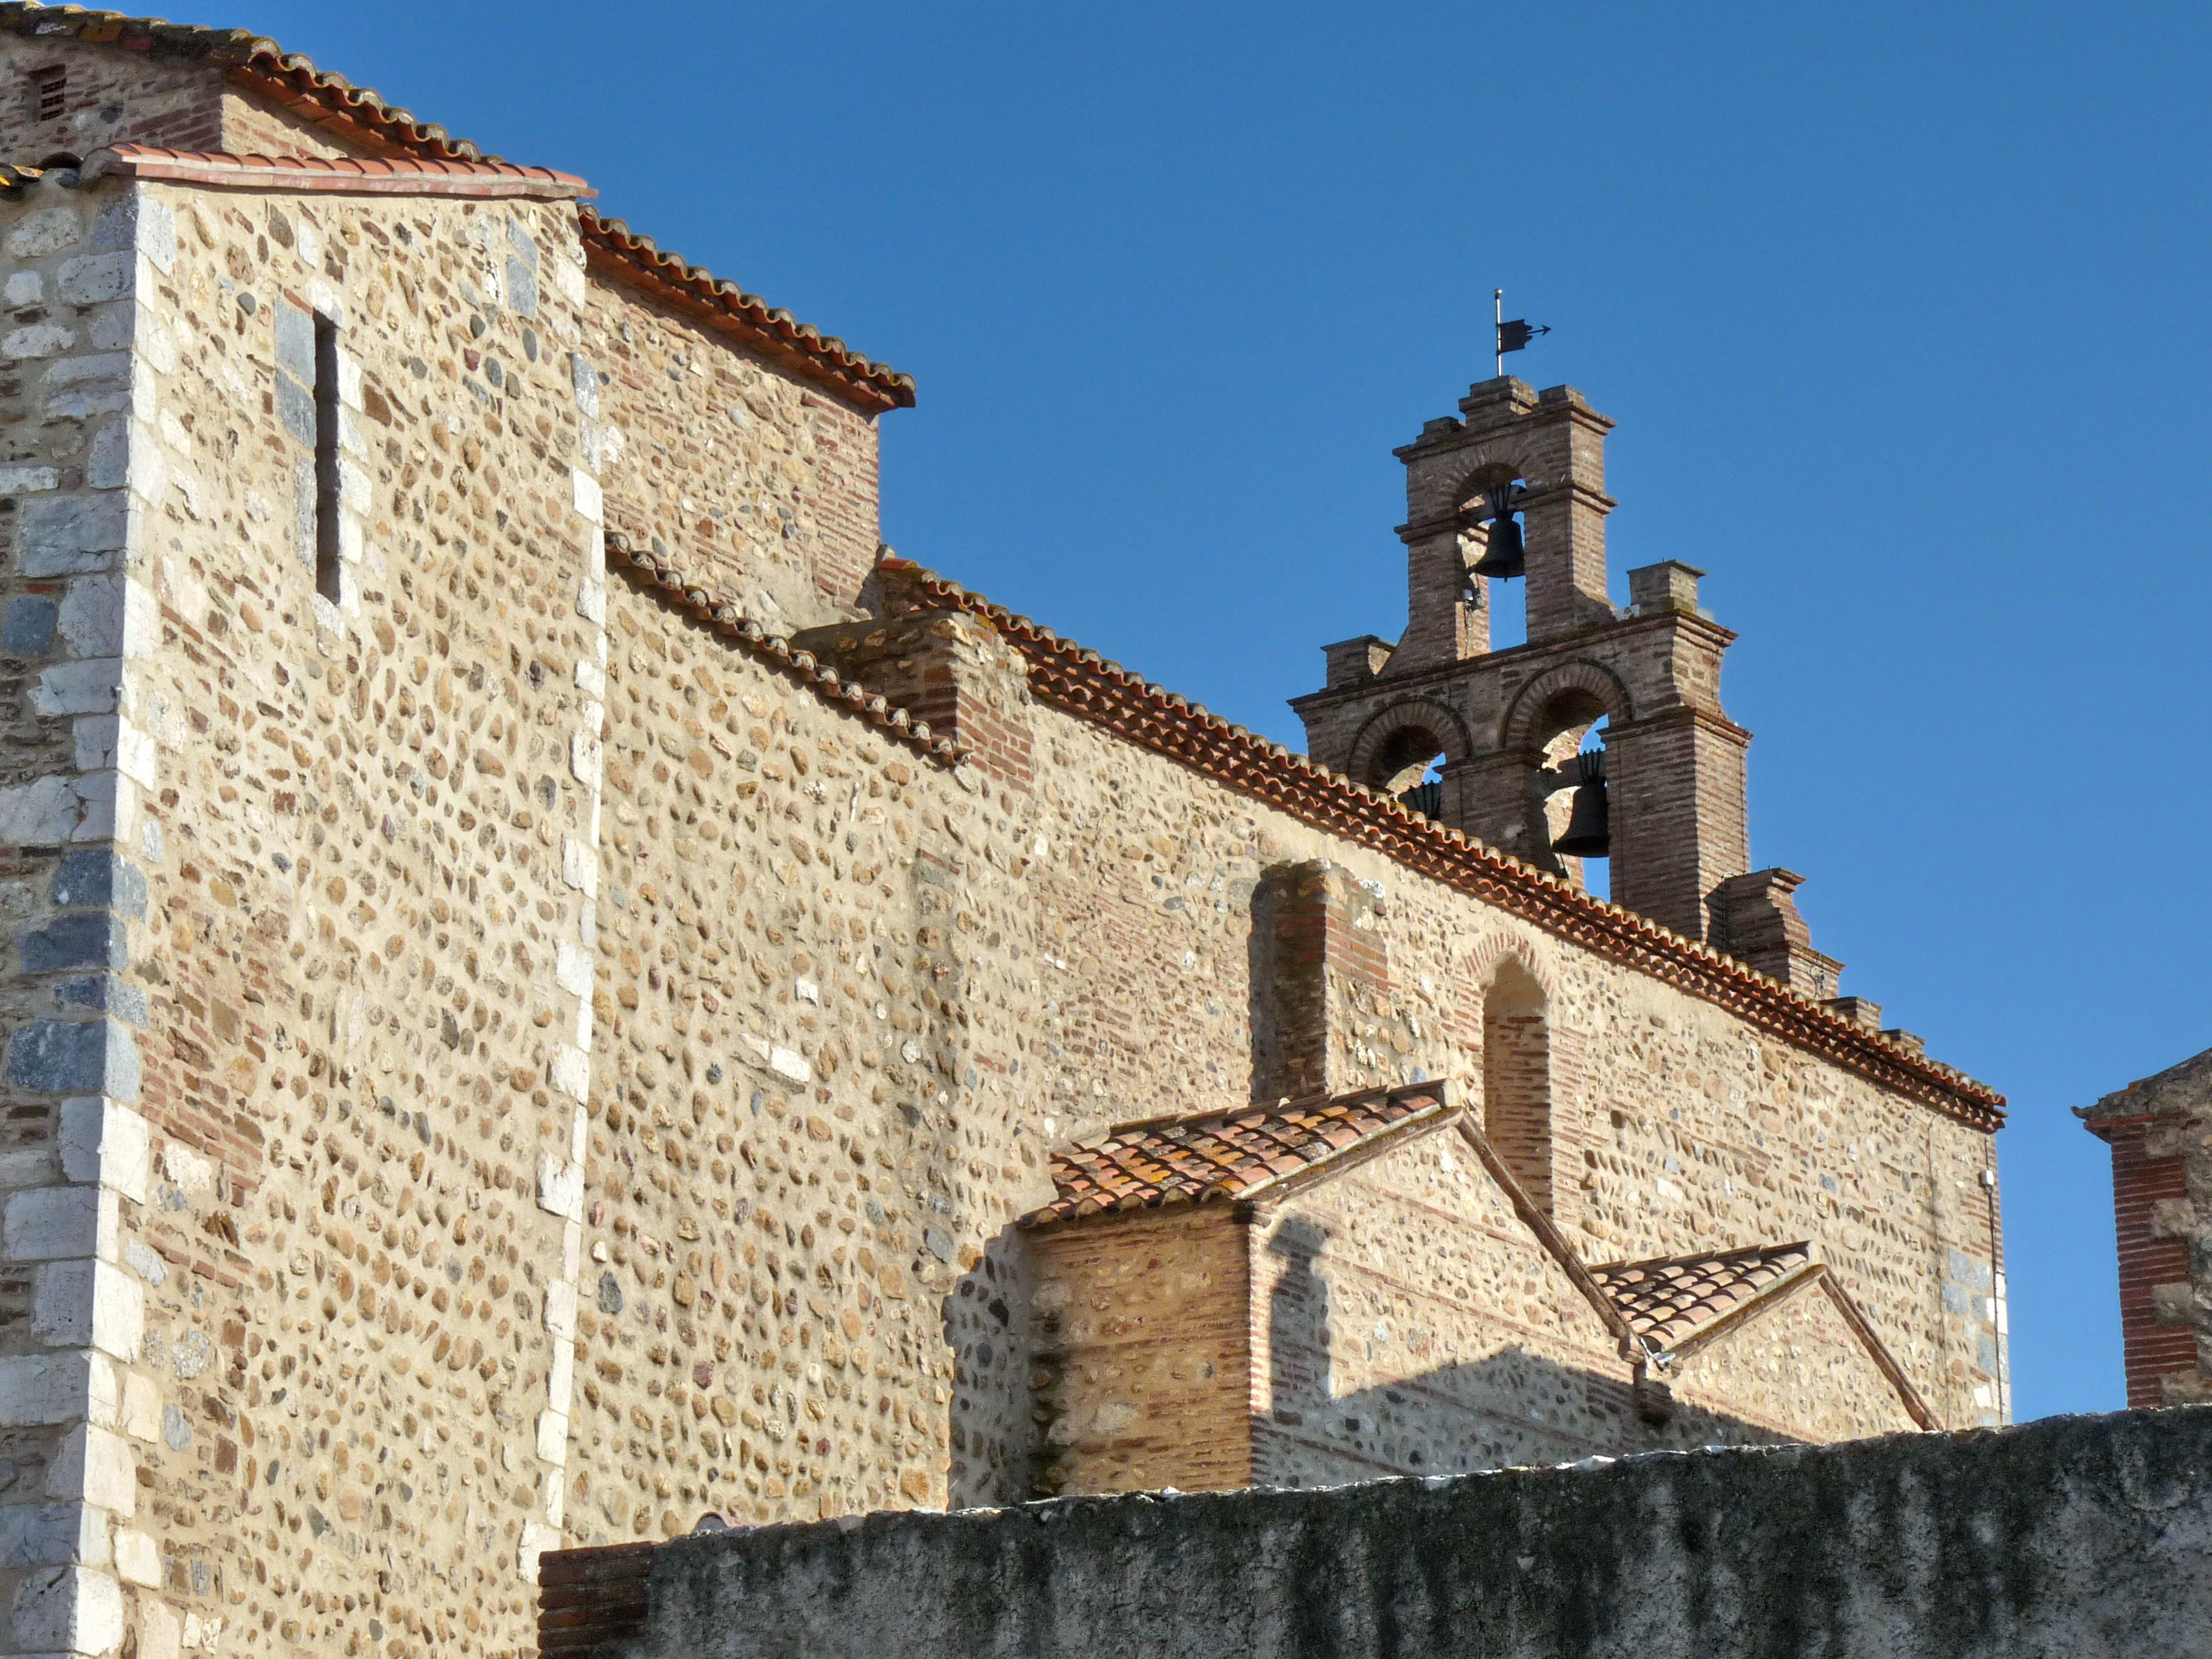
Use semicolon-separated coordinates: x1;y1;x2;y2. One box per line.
943;1221;1036;1510
1258;1214;1786;1485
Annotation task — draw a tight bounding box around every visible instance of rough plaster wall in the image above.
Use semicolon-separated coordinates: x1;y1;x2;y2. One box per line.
0;41;226;161
1027;1207;1250;1496
581;283;881;629
596;1406;2212;1659
1668;1284;1918;1442
570;580;1052;1540
114;181;601;1659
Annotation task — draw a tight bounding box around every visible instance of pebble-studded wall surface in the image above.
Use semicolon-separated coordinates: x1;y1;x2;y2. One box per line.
0;41;2004;1659
0;163;611;1659
575;583;2006;1542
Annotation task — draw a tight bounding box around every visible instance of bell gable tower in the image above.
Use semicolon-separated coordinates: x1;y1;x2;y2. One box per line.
1291;377;1838;998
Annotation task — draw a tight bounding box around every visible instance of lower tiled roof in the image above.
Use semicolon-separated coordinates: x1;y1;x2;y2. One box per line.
1030;1081;1450;1224
1589;1244;1813;1349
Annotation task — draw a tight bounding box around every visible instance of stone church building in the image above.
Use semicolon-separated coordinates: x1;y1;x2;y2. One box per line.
0;8;2006;1659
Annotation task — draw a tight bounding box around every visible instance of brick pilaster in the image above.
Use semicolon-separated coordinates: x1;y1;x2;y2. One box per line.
1249;862;1396;1101
794;571;1034;788
2098;1119;2200;1409
1606;707;1750;945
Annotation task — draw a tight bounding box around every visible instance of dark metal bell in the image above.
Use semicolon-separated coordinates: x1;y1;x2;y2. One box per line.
1552;762;1610;859
1470;512;1525;580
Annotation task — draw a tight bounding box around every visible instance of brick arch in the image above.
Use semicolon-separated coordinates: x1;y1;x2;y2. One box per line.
1458;930;1555;999
1461;938;1566;1220
1499;659;1634;760
1346;697;1476;793
1447;456;1527;513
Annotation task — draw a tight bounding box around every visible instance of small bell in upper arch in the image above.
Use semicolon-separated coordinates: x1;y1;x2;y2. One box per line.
1470;484;1526;580
1552;751;1610;859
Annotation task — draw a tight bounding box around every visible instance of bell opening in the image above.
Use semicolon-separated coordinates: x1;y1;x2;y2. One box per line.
1551;722;1610;900
1463;477;1530;652
1396;751;1447;822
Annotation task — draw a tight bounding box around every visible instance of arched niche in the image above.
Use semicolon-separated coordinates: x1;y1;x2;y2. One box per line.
1480;955;1555;1219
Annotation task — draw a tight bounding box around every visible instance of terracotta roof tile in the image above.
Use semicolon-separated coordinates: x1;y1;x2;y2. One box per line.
578;212;913;414
0;2;485;159
1589;1243;1814;1349
0;4;911;412
84;144;592;198
603;533;968;771
877;559;2005;1134
1027;1081;1451;1225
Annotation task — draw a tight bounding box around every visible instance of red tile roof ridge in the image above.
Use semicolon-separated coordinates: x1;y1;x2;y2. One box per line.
874;556;2005;1133
83;144;593;198
1092;1080;1432;1142
1589;1241;1815;1278
1027;1082;1453;1226
0;5;910;413
0;3;492;161
603;532;969;772
578;210;913;415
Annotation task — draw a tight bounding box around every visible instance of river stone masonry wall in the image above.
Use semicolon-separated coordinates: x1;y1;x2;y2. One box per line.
0;25;2013;1659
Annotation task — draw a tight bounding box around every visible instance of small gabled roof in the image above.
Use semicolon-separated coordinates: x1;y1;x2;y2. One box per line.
1589;1244;1814;1349
1027;1081;1451;1224
1590;1240;1936;1428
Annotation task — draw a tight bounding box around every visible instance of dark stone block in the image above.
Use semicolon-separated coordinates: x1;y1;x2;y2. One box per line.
57;974;146;1027
275;300;316;384
18;911;126;973
51;850;146;918
7;1018;139;1099
506;255;537;320
275;372;315;448
2;595;57;655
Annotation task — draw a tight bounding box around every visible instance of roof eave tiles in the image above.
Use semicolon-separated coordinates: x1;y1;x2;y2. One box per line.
0;2;911;410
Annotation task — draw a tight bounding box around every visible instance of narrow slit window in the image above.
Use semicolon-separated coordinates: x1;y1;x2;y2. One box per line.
313;313;341;601
30;66;65;123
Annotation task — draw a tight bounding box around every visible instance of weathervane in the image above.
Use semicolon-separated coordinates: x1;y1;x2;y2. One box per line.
1493;289;1550;378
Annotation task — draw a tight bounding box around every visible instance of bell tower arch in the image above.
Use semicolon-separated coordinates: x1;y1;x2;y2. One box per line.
1292;376;1830;990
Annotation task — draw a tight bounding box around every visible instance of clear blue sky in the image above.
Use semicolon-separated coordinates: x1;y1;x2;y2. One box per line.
176;1;2212;1421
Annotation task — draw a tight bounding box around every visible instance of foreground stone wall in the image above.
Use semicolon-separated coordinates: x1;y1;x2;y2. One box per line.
540;1406;2212;1659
